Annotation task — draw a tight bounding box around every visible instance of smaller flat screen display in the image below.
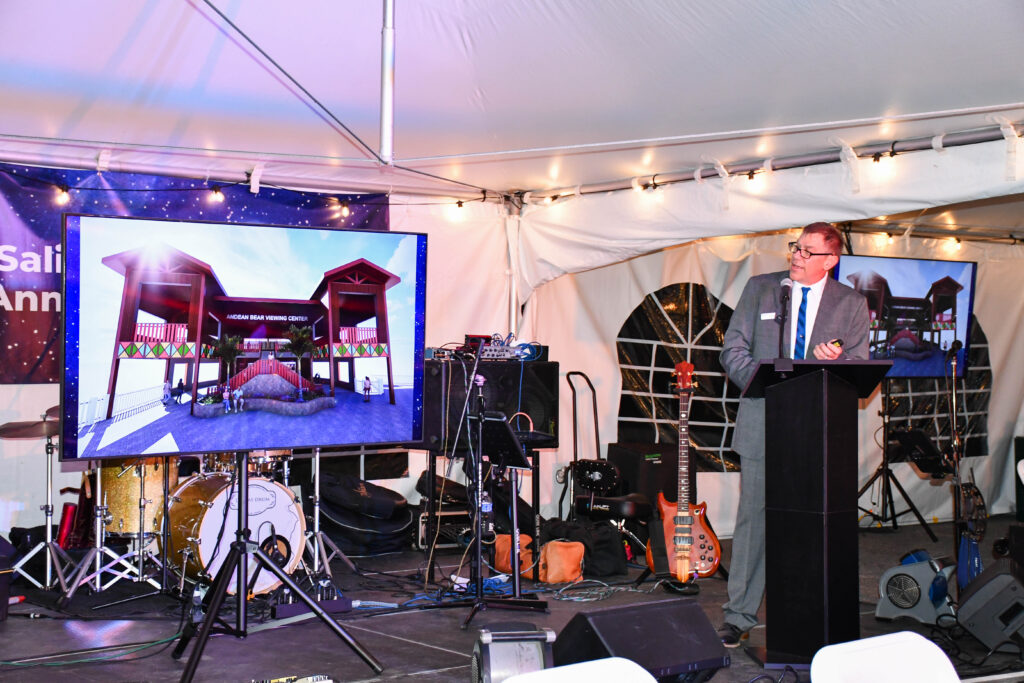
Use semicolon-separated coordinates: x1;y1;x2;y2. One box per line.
61;215;427;460
834;254;976;378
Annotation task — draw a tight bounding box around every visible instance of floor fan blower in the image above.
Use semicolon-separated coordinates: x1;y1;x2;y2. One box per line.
876;550;956;624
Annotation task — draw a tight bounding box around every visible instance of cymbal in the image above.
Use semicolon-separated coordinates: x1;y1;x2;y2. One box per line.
45;405;60;420
0;419;60;440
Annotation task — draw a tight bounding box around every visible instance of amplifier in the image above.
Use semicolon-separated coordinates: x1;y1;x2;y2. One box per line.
418;509;473;550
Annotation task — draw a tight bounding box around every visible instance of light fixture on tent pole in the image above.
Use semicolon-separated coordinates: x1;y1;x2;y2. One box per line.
54;185;70;206
209;186;225;204
341;201;351;217
631;177;643;193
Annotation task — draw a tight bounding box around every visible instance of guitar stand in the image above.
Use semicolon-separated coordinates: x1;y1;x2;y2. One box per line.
632;510;699;595
171;452;382;683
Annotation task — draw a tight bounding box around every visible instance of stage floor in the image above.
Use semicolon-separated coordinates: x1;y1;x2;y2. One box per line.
2;515;1022;682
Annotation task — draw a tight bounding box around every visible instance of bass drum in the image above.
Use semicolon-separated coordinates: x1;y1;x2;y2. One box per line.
161;474;306;595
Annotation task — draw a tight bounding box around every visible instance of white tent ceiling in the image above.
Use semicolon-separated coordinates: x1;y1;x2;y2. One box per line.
2;0;1024;209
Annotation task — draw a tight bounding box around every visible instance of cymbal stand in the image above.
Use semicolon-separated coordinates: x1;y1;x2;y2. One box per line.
304;447;358;596
11;433;74;590
59;462;151;607
172;451;383;683
92;459;176;610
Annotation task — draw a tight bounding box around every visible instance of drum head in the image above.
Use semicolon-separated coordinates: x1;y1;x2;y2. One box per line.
167;475;306;595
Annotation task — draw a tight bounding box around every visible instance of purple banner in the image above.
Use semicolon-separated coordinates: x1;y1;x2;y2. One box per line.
0;162;388;383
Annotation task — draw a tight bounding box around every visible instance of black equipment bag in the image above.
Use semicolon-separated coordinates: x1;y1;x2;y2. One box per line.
320;473;407;520
319;498;414;556
415;470;470;506
540;519;627;577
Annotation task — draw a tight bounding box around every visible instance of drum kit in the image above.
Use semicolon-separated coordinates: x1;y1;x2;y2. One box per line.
2;409;382;680
0;407;336;603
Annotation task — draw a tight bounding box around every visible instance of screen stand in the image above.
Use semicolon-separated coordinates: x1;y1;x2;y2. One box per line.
856;379;938;542
171;451;382;682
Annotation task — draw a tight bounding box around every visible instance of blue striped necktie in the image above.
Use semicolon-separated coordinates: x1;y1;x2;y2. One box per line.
794;286;810;359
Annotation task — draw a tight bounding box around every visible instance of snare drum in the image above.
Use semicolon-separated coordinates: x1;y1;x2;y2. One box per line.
100;458;179;536
160;474;306;595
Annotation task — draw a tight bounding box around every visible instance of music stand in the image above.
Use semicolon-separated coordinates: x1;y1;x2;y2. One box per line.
460;411;546;630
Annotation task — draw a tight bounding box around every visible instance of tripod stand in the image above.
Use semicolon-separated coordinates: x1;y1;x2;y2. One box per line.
3;420;74;591
171;451;382;683
857;379;938;542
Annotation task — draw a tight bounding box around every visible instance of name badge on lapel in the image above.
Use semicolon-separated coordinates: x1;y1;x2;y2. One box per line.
760;312;776;320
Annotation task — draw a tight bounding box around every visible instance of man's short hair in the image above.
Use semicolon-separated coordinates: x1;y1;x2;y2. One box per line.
801;222;843;255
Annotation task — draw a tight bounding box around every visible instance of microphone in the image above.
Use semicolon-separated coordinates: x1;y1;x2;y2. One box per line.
945;339;963;362
780;278;793;307
777;278;793;360
473;374;486;409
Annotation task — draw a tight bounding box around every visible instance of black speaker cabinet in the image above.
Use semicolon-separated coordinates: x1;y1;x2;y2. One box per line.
607;442;693;504
958;558;1024;651
553;598;728;682
419;359;559;450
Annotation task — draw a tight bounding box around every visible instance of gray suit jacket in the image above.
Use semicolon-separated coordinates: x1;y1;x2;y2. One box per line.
720;270;870;460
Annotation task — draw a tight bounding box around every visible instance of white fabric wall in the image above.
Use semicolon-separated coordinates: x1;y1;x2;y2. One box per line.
514;138;1024;301
518;231;1024;537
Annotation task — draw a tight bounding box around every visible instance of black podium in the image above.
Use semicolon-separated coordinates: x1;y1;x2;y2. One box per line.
742;359;890;667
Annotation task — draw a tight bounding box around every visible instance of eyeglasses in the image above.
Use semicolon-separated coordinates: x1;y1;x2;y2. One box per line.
788;241;835;259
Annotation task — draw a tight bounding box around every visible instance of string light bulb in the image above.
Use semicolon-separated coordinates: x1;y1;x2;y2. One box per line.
456;200;464;208
886;232;894;245
872;152;883;163
54;186;70;206
341;201;351;217
209;186;225;204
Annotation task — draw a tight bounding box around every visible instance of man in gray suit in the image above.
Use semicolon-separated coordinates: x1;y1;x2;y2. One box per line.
718;222;869;647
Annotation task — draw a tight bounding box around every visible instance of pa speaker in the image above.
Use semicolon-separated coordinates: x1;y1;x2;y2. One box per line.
552;598;728;682
958;558;1024;650
419;360;559;450
606;442;685;503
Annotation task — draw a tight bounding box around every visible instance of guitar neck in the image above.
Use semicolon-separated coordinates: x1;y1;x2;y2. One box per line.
678;390;691;512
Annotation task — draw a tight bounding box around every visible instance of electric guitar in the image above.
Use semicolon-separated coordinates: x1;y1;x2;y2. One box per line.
645;361;722;581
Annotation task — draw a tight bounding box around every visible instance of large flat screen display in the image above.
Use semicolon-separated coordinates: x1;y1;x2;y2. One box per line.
834;254;976;378
61;215;427;460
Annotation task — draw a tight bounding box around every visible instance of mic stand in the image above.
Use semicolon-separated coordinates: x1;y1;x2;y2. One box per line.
171;451;381;683
949;355;965;565
777;287;790;361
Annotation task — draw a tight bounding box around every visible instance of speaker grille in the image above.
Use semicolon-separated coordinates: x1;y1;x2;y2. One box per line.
886;573;922;609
